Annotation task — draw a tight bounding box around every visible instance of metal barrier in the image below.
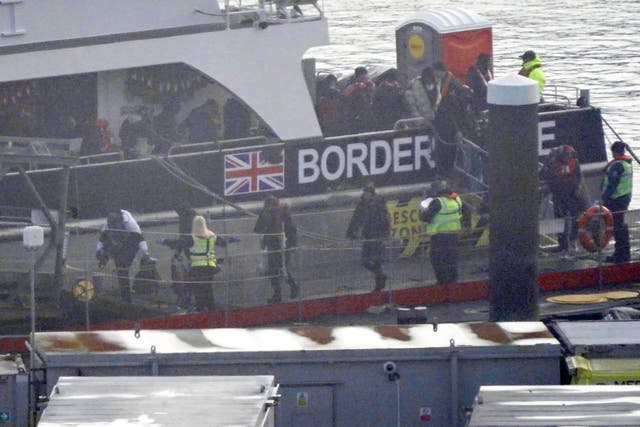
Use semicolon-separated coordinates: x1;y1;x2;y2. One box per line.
454;137;488;192
78;151;124;165
167;136;269;156
220;0;323;30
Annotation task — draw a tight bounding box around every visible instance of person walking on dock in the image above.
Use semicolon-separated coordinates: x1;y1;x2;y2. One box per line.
254;195;299;303
187;215;228;311
157;205;197;310
602;140;633;263
418;181;468;284
346;183;391;291
540;144;589;257
96;209;153;303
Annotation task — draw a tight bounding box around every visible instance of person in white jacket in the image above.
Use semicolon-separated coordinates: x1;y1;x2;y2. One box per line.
403;66;440;129
96;209;152;302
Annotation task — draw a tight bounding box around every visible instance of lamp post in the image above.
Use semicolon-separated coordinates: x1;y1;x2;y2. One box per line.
23;225;43;426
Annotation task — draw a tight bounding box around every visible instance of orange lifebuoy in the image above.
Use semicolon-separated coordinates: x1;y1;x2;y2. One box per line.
578;205;614;252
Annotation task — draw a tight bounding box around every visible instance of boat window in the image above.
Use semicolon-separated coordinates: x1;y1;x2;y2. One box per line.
0;63;274;165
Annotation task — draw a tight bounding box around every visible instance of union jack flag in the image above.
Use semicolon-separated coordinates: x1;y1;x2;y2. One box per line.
224;150;285;196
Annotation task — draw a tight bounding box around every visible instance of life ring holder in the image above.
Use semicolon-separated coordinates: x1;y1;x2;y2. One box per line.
578;205;614;252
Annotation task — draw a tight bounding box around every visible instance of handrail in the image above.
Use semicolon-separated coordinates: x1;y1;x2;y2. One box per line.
78;151;124;165
221;0;323;29
0;135;82;155
167;136;269;156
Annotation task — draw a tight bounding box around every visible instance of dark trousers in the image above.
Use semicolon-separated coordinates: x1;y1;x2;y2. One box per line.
552;189;589;249
114;265;132;303
361;240;385;277
189;265;218;311
604;194;631;261
430;233;459;284
266;248;298;300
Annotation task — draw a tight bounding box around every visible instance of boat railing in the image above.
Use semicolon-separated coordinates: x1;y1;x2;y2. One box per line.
220;0;323;29
454;137;489;191
78;151;124;165
392;117;428;130
167;136;270;156
0;135;81;170
541;86;588;108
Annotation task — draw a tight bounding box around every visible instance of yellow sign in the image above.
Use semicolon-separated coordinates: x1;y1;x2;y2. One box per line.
387;197;426;257
408;34;425;59
73;279;95;301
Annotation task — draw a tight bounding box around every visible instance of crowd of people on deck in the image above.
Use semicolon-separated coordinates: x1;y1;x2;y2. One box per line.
73;49;632;316
314;55;496;150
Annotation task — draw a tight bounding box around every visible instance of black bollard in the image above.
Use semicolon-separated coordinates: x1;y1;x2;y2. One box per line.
487;74;540;321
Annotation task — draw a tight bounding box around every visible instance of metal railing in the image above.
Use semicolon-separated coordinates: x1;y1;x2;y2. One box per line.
220;0;323;30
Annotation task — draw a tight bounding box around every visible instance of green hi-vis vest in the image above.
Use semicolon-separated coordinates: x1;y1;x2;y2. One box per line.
190;235;217;268
604;159;633;199
426;196;462;234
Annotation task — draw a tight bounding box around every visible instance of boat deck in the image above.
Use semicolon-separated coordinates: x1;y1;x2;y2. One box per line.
1;206;640;339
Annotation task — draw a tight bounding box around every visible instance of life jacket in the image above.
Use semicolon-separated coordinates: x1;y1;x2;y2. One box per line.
440;73;454;99
95;118;113;151
603;155;633;198
518;56;545;94
190;235;218;268
426;194;462;234
548;145;579;188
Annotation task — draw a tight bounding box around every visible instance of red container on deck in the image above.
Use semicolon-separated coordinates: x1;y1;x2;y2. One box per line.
395;7;492;85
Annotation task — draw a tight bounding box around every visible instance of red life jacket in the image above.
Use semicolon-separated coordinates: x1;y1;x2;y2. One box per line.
548;145;578;188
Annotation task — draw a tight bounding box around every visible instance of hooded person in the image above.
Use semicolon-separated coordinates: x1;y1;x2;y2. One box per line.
96;209;152;302
253;195;299;303
404;65;439;128
518;50;546;98
540;144;589;256
346;183;391;291
372;68;405;131
342;66;376;134
465;53;493;113
601;140;633;263
157;204;198;309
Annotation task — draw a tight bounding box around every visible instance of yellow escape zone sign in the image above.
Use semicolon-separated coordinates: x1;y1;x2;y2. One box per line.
408;34;425;59
386;197;488;257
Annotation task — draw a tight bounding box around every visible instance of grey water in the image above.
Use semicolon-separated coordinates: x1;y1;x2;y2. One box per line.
308;0;640;207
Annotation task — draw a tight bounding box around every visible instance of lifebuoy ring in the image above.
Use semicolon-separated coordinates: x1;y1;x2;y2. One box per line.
578;205;614;252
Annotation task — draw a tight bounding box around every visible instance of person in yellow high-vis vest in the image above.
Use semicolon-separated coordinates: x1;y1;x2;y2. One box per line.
518;50;545;99
602;140;633;263
187;215;228;311
418;181;470;284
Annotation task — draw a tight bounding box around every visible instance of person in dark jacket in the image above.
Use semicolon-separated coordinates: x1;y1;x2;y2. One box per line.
179;99;221;144
342;66;376;134
540;144;589;256
433;62;474;176
158;205;197;309
372;69;405;131
346;183;391;291
254;195;299;303
465;53;493;114
315;74;344;136
602;140;634;263
96;209;153;302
